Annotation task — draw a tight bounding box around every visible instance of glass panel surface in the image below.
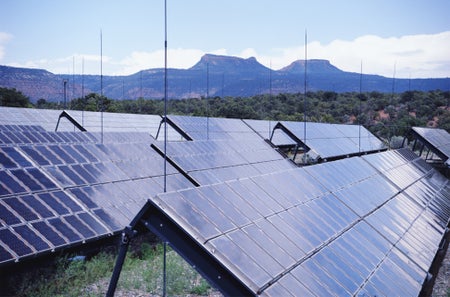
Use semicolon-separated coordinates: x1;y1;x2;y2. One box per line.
21;195;54;218
3;197;38;221
0;202;22;224
0;228;32;256
21;148;49;168
227;229;284;277
159;191;221;240
13;224;50;251
1;147;32;168
64;215;95;238
0;244;14;262
48;218;81;242
68;188;97;208
242;223;296;269
0;150;17;168
209;235;272;290
26;168;57;189
10;169;43;192
0;171;26;194
78;212;109;234
38;193;70;215
52;191;83;212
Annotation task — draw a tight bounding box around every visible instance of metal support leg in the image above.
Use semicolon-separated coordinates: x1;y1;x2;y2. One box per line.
106;227;136;297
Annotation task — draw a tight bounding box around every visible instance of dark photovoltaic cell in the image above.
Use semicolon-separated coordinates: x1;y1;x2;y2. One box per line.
31;221;67;247
0;171;26;194
13;224;50;251
21;195;54;218
48;217;81;242
0;228;33;256
3;197;39;221
0;202;22;225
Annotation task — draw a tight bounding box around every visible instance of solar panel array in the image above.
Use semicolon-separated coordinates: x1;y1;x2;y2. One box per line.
0;121;193;265
0;107;448;297
144;148;449;296
0;106;163;136
165;115;386;161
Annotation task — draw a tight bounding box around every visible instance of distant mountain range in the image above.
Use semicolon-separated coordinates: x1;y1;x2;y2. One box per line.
1;54;449;102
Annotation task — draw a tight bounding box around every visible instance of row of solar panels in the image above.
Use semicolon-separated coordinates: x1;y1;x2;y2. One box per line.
0;107;386;162
1;107;448;297
0;130;192;264
0;120;300;265
135;148;450;296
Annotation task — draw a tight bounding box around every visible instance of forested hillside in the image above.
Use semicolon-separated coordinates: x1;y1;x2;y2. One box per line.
2;87;449;143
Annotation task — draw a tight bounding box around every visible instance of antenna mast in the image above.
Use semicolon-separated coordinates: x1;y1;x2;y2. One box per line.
359;60;363;153
163;1;169;296
82;56;85;126
303;30;307;155
100;30;104;143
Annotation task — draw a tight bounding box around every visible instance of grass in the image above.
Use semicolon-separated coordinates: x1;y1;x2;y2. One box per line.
7;240;214;296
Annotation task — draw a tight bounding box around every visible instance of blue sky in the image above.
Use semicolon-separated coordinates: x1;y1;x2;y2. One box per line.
1;0;449;78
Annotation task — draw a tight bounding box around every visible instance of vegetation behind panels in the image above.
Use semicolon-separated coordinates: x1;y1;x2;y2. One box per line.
1;87;449;142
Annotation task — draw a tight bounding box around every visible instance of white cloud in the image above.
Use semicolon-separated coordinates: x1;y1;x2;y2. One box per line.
0;32;12;61
9;53;111;75
254;31;450;78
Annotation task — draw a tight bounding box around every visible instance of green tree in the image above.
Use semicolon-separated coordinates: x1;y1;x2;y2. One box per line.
0;87;31;107
438;110;450;132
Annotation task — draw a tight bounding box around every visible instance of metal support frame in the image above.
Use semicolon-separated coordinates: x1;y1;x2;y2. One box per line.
270;122;309;163
107;200;254;296
106;226;137;297
150;143;201;187
55;110;87;132
133;200;255;297
155;116;193;141
409;128;448;162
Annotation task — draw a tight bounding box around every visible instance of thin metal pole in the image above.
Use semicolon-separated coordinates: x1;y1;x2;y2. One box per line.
100;29;104;144
106;230;132;297
163;1;168;296
82;56;85;126
359;60;362;153
163;241;167;297
163;0;168;193
63;79;67;109
72;55;75;109
303;30;307;151
206;62;209;140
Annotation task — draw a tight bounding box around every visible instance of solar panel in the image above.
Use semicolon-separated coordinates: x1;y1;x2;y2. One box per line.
152;138;295;184
0;106;163;137
273;121;386;161
166;115;264;141
0;124;196;266
409;127;450;170
132;148;449;296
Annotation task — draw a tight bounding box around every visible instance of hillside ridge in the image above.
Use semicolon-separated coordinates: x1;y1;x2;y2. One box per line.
1;54;449;102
